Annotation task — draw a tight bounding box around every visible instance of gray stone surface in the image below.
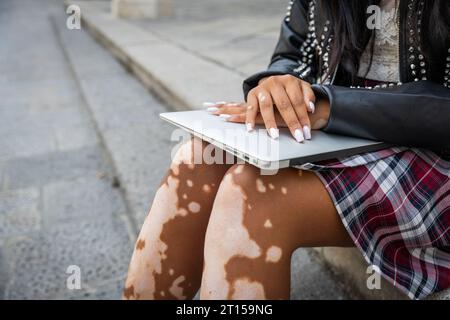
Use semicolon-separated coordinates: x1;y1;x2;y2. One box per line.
2;146;111;190
42;177;127;225
4;218;131;299
0;0;136;299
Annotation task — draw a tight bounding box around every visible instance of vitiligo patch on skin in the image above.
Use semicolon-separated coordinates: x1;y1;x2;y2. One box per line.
281;187;287;195
231;278;266;300
169;275;187;300
188;201;201;213
200;174;262;299
265;246;282;263
182;194;188;200
268;183;275;190
124;174;189;299
186;180;194;187
256;179;266;193
170;139;196;176
169;269;174;275
234;165;245;175
202;184;211;193
264;219;273;229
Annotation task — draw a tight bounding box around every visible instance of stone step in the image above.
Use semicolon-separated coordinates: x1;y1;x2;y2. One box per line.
67;0;244;111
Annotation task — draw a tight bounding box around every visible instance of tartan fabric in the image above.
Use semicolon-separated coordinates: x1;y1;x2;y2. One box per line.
296;147;450;299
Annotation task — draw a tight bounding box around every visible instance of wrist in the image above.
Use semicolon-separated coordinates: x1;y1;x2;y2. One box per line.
310;99;330;130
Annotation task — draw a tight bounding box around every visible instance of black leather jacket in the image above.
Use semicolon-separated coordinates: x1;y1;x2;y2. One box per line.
243;0;450;157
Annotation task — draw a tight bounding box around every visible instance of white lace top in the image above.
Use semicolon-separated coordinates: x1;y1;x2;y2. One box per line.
358;0;400;82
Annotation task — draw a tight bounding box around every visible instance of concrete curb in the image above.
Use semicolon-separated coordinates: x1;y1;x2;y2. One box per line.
68;0;244;110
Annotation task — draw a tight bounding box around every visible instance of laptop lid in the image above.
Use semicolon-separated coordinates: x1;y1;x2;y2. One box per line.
160;110;389;170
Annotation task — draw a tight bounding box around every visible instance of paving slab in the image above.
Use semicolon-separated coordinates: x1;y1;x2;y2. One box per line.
0;0;136;300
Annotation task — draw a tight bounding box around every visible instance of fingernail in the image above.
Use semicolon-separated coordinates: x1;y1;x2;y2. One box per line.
303;125;312;140
309;101;315;113
207;107;219;113
216;101;227;105
247;105;253;110
269;127;279;139
246;123;254;132
294;129;305;143
219;114;231;120
203;102;216;108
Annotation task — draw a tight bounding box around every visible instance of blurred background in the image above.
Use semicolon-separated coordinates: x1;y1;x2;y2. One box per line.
0;0;390;300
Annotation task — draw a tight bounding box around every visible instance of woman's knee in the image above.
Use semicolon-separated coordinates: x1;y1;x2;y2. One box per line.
170;137;206;175
205;164;295;253
170;137;236;175
201;164;294;299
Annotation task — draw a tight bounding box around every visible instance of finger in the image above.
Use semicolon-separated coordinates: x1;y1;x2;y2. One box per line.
226;113;246;123
202;101;228;112
246;92;259;132
227;112;288;128
286;83;312;140
300;82;316;113
257;90;278;139
209;103;246;115
271;86;304;143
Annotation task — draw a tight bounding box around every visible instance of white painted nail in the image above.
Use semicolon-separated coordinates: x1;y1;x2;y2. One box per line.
207;107;219;113
303;125;312;140
269;128;279;139
216;101;227;105
219;114;231;120
309;101;316;113
294;129;304;143
202;102;216;108
246;123;254;132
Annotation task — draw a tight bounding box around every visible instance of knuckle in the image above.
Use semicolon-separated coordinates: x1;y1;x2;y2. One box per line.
249;88;258;97
260;102;270;110
266;77;277;86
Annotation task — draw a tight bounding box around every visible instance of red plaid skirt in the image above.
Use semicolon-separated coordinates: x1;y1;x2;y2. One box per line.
297;147;450;299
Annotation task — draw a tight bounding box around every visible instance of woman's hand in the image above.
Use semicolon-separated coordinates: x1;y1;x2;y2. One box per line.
246;75;316;142
204;75;330;142
204;98;330;138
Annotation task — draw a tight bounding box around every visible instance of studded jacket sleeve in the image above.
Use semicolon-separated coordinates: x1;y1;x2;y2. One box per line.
313;81;450;150
243;0;450;151
243;0;317;98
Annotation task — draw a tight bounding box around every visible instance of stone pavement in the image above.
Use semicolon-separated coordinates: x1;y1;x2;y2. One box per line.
0;0;352;299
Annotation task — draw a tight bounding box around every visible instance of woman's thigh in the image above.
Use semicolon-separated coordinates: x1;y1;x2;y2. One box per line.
209;164;354;251
201;164;354;299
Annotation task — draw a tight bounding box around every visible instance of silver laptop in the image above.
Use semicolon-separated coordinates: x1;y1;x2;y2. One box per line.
160;110;389;170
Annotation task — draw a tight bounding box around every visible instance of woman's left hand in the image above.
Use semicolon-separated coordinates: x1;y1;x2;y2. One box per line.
204;100;331;134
